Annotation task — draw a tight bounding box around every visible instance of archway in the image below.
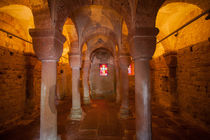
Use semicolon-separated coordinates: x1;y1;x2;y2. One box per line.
89;48;115;99
152;1;210;128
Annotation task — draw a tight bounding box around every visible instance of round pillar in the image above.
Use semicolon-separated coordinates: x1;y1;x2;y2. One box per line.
30;28;66;140
119;55;132;119
69;41;85;120
130;27;159;140
114;58;121;104
40;60;58;140
82;60;91;105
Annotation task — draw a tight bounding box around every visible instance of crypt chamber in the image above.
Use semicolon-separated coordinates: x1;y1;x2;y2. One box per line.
0;0;209;140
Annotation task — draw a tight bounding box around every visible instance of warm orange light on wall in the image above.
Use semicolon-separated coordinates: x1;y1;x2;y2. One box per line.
128;62;134;75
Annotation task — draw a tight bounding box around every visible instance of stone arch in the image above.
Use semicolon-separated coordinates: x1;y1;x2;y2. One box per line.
29;0;52;28
89;46;115;97
81;27;118;53
90;47;114;62
0;4;35;52
134;0;165;28
62;0;132;31
155;2;207;54
0;0;31;8
161;0;210;11
60;17;79;63
89;46;114;61
62;17;79;43
0;0;53;29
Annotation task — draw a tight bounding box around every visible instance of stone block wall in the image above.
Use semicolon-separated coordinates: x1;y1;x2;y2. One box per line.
177;41;210;125
0;46;72;133
57;63;72;99
0;12;72;133
152;6;210;128
0;12;42;132
0;46;41;133
150;40;210;127
90;63;115;96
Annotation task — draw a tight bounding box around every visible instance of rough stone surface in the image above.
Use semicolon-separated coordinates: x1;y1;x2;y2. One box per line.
0;14;42;132
150;40;210;129
0;92;210;140
89;50;115;99
0;13;71;133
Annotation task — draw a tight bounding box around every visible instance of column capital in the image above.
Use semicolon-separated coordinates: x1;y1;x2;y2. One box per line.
29;28;66;61
69;54;81;68
69;40;81;68
70;40;80;55
119;55;131;69
129;27;159;61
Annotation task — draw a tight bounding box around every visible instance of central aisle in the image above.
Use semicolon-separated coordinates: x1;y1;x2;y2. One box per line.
0;96;209;140
58;99;135;140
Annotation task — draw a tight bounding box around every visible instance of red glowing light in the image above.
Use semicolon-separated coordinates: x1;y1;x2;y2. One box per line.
128;64;132;75
100;64;108;76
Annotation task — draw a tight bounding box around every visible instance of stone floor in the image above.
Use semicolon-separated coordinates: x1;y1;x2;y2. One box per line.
0;96;210;140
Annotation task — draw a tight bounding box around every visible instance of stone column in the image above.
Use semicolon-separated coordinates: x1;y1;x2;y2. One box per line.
69;41;84;120
129;27;159;140
114;58;121;103
83;60;91;105
119;55;131;119
30;28;66;140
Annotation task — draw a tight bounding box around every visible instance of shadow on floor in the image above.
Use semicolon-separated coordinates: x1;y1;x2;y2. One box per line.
0;96;209;140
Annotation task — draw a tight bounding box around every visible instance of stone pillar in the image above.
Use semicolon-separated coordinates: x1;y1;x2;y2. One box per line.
30;28;66;140
83;60;91;105
114;58;121;103
69;41;84;120
119;55;131;119
129;27;159;140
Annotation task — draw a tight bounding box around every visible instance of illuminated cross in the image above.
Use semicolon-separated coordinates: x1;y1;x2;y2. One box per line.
100;64;108;76
101;65;107;71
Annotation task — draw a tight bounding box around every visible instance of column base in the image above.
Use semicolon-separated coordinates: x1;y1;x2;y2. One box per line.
119;107;132;119
83;96;91;105
70;108;85;121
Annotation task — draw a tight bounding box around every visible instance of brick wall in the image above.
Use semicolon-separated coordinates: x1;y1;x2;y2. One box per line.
89;55;115;98
151;5;210;128
0;12;71;133
0;47;42;133
0;12;41;132
57;63;72;99
150;40;210;127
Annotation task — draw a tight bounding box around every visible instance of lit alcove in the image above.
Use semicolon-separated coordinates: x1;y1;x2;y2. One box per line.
89;48;115;99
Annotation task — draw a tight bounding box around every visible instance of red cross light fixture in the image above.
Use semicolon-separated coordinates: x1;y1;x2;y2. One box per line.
100;64;108;76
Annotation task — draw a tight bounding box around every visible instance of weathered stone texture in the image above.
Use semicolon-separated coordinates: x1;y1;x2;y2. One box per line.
151;40;210;127
0;13;71;133
0;46;41;133
57;63;72;99
89;54;115;98
0;12;41;133
90;63;115;96
177;41;210;126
